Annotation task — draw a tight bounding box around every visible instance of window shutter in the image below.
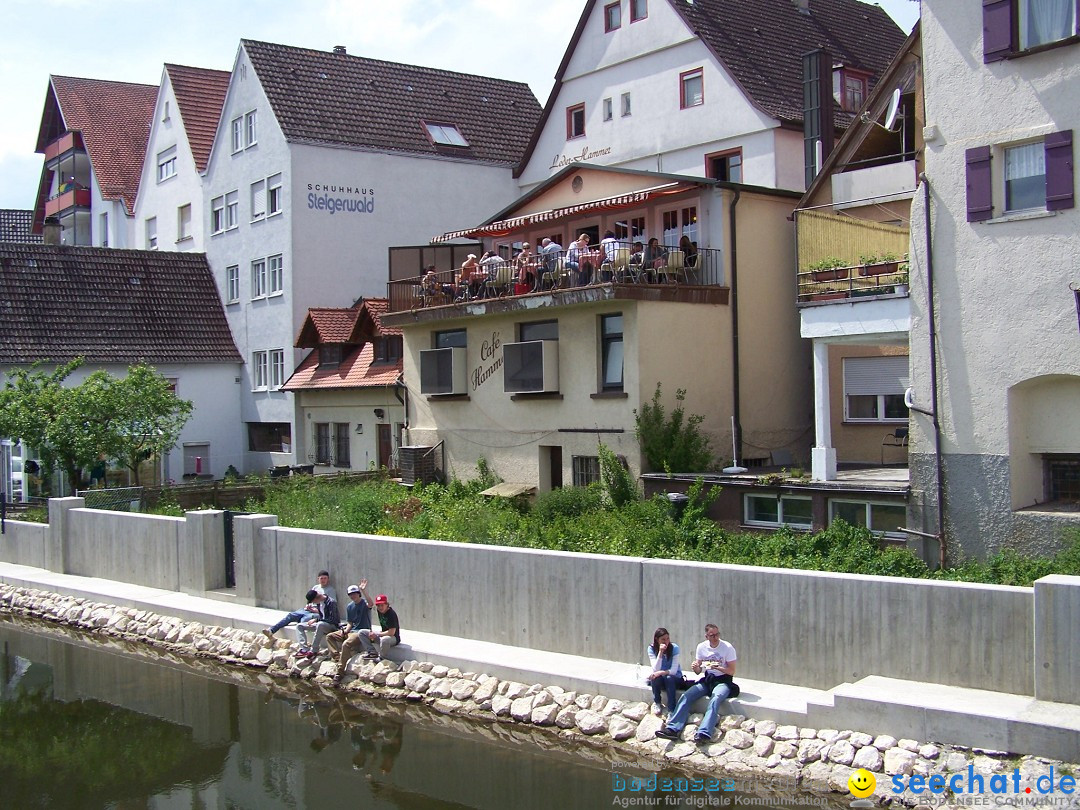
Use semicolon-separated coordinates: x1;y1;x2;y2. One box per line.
966;146;994;222
844;356;910;397
1045;130;1074;211
983;0;1014;62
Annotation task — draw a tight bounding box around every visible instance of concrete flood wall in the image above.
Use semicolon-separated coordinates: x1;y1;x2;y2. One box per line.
3;499;1078;704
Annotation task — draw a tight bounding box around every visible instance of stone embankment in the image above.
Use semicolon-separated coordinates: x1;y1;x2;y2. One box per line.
3;584;1077;810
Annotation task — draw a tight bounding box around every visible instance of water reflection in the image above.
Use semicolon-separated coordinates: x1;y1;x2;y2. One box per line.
0;617;847;810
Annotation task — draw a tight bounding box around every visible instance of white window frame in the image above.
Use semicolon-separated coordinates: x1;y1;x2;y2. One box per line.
621;92;632;117
1002;139;1046;213
743;494;813;529
602;97;613;122
231;117;243;153
211;196;225;234
252;350;268;391
225;190;238;230
422;121;469;147
145;217;157;250
267;174;283;216
250;179;266;220
680;68;704;109
842;356;909;424
226;265;240;303
251;259;268;299
1019;0;1077;50
156;147;177;182
177;203;192;242
269;349;286;390
828;499;907;538
245;110;258;147
268;254;283;294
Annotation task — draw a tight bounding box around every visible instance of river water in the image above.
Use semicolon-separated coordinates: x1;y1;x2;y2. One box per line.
0;616;846;810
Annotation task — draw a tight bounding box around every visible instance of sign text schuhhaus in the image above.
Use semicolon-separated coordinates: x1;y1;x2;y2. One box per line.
307;183;375;215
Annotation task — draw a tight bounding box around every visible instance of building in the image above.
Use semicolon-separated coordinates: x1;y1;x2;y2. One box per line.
33;76;158;247
0;240;242;494
513;0;906;193
909;0;1080;560
282;299;404;472
0;210;42;244
133;64;231;253
202;40;542;473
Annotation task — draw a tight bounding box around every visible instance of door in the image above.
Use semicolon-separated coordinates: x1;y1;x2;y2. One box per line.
183;443;210;478
377;424;392;470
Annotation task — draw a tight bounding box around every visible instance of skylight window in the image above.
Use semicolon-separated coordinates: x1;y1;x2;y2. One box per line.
423;121;469;147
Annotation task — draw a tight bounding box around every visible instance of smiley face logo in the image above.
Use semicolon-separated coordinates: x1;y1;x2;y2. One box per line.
848;768;876;798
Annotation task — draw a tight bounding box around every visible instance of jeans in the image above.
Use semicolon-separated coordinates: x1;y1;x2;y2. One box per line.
269;609;312;634
296;620;336;653
649;673;680;711
664;680;733;739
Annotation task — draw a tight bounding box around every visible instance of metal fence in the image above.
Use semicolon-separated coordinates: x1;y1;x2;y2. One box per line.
76;486;144;512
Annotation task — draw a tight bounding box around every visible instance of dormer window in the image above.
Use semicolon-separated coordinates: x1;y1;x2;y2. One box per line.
832;66;870;112
320;345;343;368
373;336;403;364
423;121;469;147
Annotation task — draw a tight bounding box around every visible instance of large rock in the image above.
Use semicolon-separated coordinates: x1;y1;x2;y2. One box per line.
531;704;559;726
884;748;917;776
553;691;577;708
607;716;637;742
451;680;479;701
404;672;432;692
531;691;553;709
774;741;798;759
504;682;528;700
574;693;593;709
852;745;884;772
490;695;512;717
828;740;856;766
575;710;607;735
849;732;874;748
472;678;499;702
724;729;755;750
773;725;800;741
589;695;607;713
797;739;826;764
428;678;453;699
755;720;777;738
720;715;747;732
601;699;624;717
753;736;774;757
555;706;579;729
622;702;649;722
635;714;663;742
919;744;941;760
511;696;535;721
873;734;898;751
256;647;275;665
385;671;407;688
429;665;449;678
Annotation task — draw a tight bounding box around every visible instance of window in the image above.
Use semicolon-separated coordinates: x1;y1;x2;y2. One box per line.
600;314;623;391
251;179;266;220
520;320;559;342
157;148;177;182
374;336;403;363
252;351;268;390
965;131;1074;221
572;455;601;487
567;103;586;139
334;423;351;468
435;329;467;349
267;174;283;216
225;190;238;229
830;500;906;536
251;259;267;299
269;349;286;390
832;68;869;112
162;101;170;121
423;121;469;147
680;68;704;108
315;423;331;465
662;206;697;246
843;355;909;423
145;217;157;250
985;0;1078;60
247;422;290;452
1046;455;1080;502
621;92;632;117
231;117;243;153
226;265;239;303
614;216;645;243
99;212;108;247
603;97;613;122
605;1;621;31
177;203;192;241
211;196;225;233
630;0;647;22
268;254;283;294
744;494;813;529
320;345;343;368
245;110;258;147
707;149;743;183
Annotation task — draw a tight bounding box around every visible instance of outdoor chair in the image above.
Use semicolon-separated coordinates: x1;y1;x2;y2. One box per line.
881;427;909;465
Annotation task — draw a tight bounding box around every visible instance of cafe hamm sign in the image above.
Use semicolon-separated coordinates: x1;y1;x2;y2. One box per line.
550;144;612;171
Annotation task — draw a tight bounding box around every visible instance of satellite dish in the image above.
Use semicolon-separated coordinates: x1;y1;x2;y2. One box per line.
883;88;903;132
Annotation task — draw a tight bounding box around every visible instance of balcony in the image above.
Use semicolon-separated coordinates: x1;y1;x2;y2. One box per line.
43;131;85;163
44;186;92;218
797;259;909;304
830;159;917;207
386;245;728;316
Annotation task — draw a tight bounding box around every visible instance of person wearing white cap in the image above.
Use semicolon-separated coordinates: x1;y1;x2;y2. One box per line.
326;580;373;682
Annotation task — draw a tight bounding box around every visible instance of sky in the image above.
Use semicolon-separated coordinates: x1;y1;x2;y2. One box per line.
0;0;919;211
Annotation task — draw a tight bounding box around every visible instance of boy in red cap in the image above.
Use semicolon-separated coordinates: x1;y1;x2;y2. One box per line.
362;593;400;661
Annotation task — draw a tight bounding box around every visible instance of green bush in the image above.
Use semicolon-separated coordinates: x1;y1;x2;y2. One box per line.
634;383;714;473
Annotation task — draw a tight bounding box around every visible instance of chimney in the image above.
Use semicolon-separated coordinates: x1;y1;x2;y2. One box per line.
42;216;61;246
333;45;347;55
795;0;810;13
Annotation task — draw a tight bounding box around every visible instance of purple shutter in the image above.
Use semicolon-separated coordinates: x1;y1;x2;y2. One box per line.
966;146;994;222
1045;130;1074;211
983;0;1014;62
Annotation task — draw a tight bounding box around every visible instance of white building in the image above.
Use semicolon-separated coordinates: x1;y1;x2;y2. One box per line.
133;64;230;253
202;40;541;472
909;0;1080;560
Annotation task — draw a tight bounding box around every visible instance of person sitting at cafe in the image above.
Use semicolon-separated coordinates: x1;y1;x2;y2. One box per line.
515;242;536;288
565;233;592;287
539;238;564;288
643;237;668;283
680;235;699;268
599;230;619;282
458;254;483;300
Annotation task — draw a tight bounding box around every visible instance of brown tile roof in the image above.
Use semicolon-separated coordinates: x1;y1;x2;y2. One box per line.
0;243;241;365
0;211;42;244
165;64;231;173
36;76;158;215
281;343;402;392
671;0;907;127
304;308;362;345
242;40;542;166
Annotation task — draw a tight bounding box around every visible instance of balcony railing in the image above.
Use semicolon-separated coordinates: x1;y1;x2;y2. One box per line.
797;259;909;304
387;245;725;313
44;187;92;218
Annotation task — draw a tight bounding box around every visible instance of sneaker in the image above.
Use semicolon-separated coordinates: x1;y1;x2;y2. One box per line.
650;703;663;717
262;628;274;640
694;732;712;744
297;647;311;656
363;652;380;661
654;727;679;740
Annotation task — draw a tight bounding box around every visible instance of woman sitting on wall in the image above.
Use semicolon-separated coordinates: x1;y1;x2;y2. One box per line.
646;626;683;716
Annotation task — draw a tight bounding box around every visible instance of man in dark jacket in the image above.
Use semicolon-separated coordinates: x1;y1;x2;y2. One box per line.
296;588;339;658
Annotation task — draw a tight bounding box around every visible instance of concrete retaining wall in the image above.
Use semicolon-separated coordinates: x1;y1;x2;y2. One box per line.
0;520;48;569
66;508;183;591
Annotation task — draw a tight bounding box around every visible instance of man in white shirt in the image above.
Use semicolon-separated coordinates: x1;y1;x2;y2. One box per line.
654;624;738;743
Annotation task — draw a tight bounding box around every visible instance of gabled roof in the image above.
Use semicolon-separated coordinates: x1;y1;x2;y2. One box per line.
241;40;542;166
515;0;907;176
0;211;42;244
36;76;158;215
0;244;240;365
165;64;231;173
284;298;401;392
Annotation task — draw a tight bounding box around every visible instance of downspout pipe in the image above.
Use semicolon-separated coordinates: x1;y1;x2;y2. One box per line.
729;187;743;463
920;173;947;570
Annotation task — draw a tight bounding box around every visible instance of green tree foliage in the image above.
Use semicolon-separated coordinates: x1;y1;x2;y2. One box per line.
598;442;639;507
633;383;714;473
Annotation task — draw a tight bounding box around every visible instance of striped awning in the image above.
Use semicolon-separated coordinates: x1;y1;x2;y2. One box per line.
432;183;690;243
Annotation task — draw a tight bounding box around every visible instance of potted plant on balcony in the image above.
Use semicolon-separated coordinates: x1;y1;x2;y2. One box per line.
808;256;850;282
859;252;902;277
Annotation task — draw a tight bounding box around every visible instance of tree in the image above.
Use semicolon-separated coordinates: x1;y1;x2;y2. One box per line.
99;364;193;486
633;383;714;473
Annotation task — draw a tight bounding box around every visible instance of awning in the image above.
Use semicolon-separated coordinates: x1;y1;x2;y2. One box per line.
432;182;692;243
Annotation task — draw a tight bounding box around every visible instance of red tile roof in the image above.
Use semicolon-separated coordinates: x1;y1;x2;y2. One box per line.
0;243;241;365
242;40;542;166
281;343;402;392
36;76;158;215
165;64;231;173
305;308;362;345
